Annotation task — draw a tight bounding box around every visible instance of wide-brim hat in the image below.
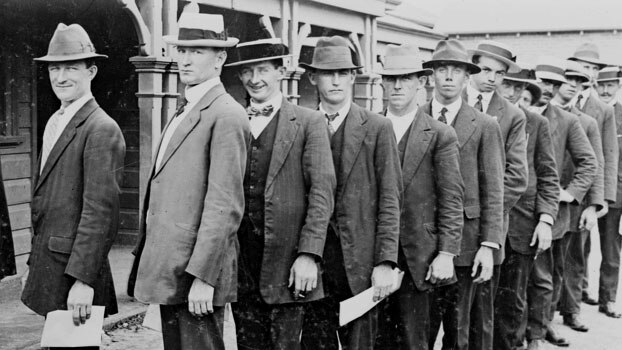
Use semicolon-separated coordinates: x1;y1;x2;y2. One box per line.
597;66;621;83
568;42;608;69
163;12;238;48
299;36;362;71
422;39;481;74
468;40;521;74
504;67;536;84
225;38;290;67
535;56;568;85
34;23;108;62
565;60;591;83
376;43;432;76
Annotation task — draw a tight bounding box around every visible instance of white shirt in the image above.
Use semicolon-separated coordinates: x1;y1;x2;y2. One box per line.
431;97;462;125
249;93;283;139
386;109;416;142
155;77;221;170
467;83;494;113
550;99;572;111
40;93;93;172
320;102;351;132
530;104;548;115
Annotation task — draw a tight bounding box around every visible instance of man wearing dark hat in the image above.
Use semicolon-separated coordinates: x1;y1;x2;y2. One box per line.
376;43;464;350
127;12;250;350
21;22;126;336
494;68;559;350
224;37;336;349
524;57;596;349
593;66;622;318
420;39;504;350
300;35;402;350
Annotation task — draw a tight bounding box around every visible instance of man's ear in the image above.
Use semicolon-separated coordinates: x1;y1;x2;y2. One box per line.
88;65;98;80
307;71;317;86
349;70;357;83
277;66;287;81
216;50;228;69
417;75;428;89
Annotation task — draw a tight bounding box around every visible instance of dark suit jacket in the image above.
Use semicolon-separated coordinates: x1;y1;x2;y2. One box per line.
398;109;464;291
612;102;622;209
21;99;125;316
542;104;597;239
249;99;336;304
508;107;559;254
129;84;250;306
422;101;505;266
580;92;619;203
330;103;402;295
0;165;16;280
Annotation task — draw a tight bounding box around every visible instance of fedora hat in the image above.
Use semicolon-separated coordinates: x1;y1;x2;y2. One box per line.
299;36;362;71
422;39;481;74
376;44;432;76
225;38;290;67
565;60;591;83
163;12;238;48
568;42;608;69
597;66;621;83
468;40;521;74
34;23;107;62
535;56;568;85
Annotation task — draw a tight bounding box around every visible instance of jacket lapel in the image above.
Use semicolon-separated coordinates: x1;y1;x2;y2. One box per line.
339;104;368;191
35;99;98;193
544;105;559;139
486;92;505;122
401;109;433;189
452;101;477;149
265;98;299;190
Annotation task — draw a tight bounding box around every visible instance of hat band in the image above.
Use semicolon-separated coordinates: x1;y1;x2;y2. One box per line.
574;50;600;60
598;71;620;81
431;50;469;63
384;55;424;71
311;46;356;69
536;64;565;77
178;28;227;42
232;43;288;64
49;40;96;56
477;43;514;60
505;71;531;81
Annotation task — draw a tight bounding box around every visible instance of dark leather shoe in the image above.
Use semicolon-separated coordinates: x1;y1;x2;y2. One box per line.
599;302;622;318
582;293;598;305
527;339;550;350
562;314;589;332
545;327;569;347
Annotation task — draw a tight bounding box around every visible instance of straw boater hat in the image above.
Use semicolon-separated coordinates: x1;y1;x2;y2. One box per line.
568;42;608;69
225;38;290;67
34;23;108;62
596;66;621;83
299;36;362;71
468;40;521;74
163;12;238;47
565;60;591;83
504;68;541;104
376;43;432;76
422;39;481;74
535;56;568;85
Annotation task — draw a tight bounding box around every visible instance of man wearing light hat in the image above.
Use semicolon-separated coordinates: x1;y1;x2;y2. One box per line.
21;23;125;340
224;37;336;349
420;39;504;350
494;67;560;350
524;57;596;349
593;66;622;318
299;36;402;350
376;43;464;350
128;12;250;350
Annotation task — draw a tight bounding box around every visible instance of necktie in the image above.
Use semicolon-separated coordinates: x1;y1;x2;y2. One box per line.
40;107;65;173
174;98;188;118
438;107;448;124
474;94;484;112
247;105;274;118
575;94;584;110
326;112;339;136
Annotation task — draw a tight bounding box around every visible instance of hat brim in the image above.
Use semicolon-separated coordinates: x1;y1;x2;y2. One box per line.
422;60;481;74
164;35;239;48
565;72;590;83
299;62;362;71
597;77;621;83
536;71;568;85
224;55;292;67
468;49;521;73
377;68;433;76
504;76;531;84
568;56;608;69
34;52;108;62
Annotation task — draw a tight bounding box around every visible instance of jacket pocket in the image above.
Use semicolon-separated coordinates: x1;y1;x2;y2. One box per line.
175;223;199;233
464;205;481;219
48;236;74;254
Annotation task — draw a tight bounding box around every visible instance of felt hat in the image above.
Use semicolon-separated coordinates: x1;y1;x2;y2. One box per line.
468;40;521;73
568;42;608;69
535;56;568;84
596;66;621;83
422;39;481;74
299;36;362;71
565;60;591;83
34;23;107;62
377;43;432;76
225;38;290;67
163;12;238;48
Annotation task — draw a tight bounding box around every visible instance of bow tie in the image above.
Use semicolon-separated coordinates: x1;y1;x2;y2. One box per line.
247;105;274;117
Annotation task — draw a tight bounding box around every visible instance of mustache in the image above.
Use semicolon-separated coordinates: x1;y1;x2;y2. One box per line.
542;91;554;98
601;93;612;97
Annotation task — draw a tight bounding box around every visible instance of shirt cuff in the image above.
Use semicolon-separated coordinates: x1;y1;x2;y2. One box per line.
438;251;455;257
481;242;500;249
539;214;555;226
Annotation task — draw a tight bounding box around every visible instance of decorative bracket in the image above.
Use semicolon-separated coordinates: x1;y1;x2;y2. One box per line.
117;0;152;56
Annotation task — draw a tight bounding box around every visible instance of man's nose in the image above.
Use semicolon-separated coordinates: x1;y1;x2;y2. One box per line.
331;72;340;85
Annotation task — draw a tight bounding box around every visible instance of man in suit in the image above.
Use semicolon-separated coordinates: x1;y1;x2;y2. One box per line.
376;43;465;350
224;37;336;349
300;36;402;350
0;164;15;281
593;66;622;318
127;12;250;350
525;58;597;349
494;68;559;350
422;39;505;350
21;22;125;340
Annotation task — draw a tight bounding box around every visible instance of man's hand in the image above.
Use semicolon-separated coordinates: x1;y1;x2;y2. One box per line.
597;202;609;218
66;280;94;326
188;277;214;317
288;254;318;300
559;189;575;203
472;246;494;283
426;253;454;284
530;221;552;258
371;263;398;302
580;205;598;231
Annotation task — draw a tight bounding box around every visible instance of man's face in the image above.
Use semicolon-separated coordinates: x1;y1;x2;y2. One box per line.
597;80;621;104
558;76;583;103
48;60;96;106
537;79;560;105
238;61;285;104
176;46;226;86
519;90;533;109
308;69;356;107
498;80;525;104
471;55;508;92
383;73;425;113
578;60;601;85
433;64;469;101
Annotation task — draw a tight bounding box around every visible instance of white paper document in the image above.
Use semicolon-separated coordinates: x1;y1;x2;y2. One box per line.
40;305;105;348
142;303;162;332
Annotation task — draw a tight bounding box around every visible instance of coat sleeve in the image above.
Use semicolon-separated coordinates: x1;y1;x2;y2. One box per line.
502;109;528;214
185;105;250;286
584;118;605;210
565;116;598;203
478;117;505;245
533;116;560;219
65;118;126;287
601;104;619;203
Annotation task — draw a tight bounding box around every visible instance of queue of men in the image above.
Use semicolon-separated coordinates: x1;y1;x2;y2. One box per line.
20;10;622;350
